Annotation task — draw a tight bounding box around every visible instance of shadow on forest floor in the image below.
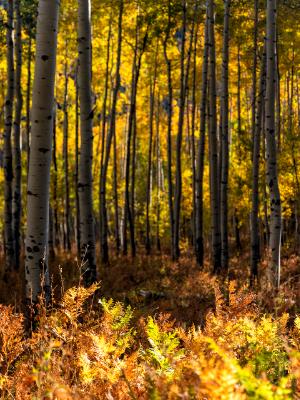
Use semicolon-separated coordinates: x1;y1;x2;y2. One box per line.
0;246;299;326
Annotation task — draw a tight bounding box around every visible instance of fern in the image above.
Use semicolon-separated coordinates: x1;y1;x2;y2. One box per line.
144;317;184;375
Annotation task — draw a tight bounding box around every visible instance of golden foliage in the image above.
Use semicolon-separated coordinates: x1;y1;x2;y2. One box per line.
0;279;299;399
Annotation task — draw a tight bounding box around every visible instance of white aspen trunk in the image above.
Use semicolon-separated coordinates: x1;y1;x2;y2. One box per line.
251;45;266;284
25;0;60;302
78;0;96;284
265;0;281;288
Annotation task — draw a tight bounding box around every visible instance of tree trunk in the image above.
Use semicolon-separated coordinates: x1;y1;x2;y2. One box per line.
173;0;187;260
208;0;221;272
123;22;147;257
26;36;32;171
113;126;120;253
251;0;258;148
146;44;158;255
13;0;23;270
251;45;266;284
191;21;198;250
265;0;281;288
156;95;162;252
99;15;112;262
163;0;175;259
78;0;96;285
220;0;231;272
4;0;15;272
52;104;59;249
75;64;80;255
99;0;123;263
195;15;209;267
63;60;71;251
25;0;60;303
237;43;242;159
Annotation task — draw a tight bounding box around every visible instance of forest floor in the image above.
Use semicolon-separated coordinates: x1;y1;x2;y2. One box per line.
0;246;300;398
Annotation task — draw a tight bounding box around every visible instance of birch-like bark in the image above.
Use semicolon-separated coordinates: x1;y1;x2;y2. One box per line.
251;45;266;284
25;0;60;302
265;0;281;288
78;0;96;284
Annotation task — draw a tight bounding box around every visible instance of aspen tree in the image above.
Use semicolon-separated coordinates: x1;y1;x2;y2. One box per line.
251;45;266;284
25;0;60;302
265;0;281;287
78;0;96;284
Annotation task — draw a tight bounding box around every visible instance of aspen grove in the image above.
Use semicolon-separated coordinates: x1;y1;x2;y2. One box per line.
0;0;300;398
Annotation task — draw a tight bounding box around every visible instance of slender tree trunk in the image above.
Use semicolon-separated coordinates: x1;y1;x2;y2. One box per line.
251;0;258;148
220;0;231;271
156;95;161;252
173;0;187;260
13;0;22;270
123;23;147;257
25;0;60;303
113;128;120;253
99;15;112;179
191;21;198;249
262;113;270;247
63;60;71;251
75;65;81;255
99;0;123;263
122;30;138;257
265;0;281;288
251;45;266;284
99;15;112;261
78;0;96;284
163;0;175;259
208;0;221;272
26;36;32;170
237;43;242;158
195;16;209;267
4;0;15;272
146;44;158;255
275;18;281;151
130;111;137;255
52;104;59;249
